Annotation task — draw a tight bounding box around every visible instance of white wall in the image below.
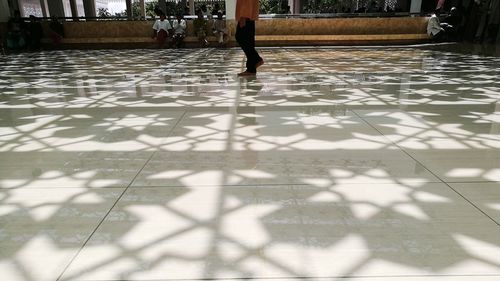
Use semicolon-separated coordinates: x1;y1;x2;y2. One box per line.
225;0;235;19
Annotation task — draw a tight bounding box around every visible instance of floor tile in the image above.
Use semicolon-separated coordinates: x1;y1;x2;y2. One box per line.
0;187;122;281
59;183;500;280
359;111;500;182
449;182;500;224
0;151;152;188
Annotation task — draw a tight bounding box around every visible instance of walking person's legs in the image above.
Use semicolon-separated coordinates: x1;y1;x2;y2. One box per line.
236;20;263;76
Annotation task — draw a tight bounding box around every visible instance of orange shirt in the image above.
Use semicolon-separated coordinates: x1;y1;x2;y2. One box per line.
235;0;259;21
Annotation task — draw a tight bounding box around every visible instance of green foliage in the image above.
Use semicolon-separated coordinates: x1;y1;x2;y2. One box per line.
260;0;288;13
145;1;157;18
302;0;342;13
97;7;111;17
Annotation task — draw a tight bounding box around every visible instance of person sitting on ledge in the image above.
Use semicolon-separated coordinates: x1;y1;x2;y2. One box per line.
427;9;447;41
152;12;172;48
213;10;228;47
172;14;186;48
193;9;209;47
442;7;462;41
6;10;26;50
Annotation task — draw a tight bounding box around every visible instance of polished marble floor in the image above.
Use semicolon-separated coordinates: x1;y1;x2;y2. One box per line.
0;45;500;281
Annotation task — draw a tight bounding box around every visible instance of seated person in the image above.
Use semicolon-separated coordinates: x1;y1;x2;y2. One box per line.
427;9;446;41
442;7;461;40
6;10;26;50
26;15;43;50
48;16;65;45
193;9;209;47
172;14;186;48
212;10;228;46
152;12;172;48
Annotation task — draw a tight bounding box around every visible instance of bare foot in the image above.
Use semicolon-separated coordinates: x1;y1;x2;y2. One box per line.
237;71;256;77
256;59;264;69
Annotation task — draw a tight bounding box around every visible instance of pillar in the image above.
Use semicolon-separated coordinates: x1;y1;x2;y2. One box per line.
139;0;145;18
69;0;78;19
39;0;49;17
126;0;132;19
1;0;10;22
47;0;65;18
410;0;422;14
83;0;96;18
225;0;235;19
189;0;194;15
291;0;300;13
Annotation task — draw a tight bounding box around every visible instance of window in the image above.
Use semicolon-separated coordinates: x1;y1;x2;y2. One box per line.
19;0;43;17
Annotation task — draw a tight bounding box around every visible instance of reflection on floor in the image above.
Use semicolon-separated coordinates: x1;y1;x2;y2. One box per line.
0;46;500;281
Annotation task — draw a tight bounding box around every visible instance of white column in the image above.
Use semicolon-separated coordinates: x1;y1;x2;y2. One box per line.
293;0;301;13
0;0;10;22
410;0;422;14
225;0;235;20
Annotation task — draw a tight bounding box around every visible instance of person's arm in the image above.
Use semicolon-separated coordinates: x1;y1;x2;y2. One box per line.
152;21;158;38
166;21;172;36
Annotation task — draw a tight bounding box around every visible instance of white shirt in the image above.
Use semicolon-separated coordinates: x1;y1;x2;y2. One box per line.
213;19;227;33
172;19;186;34
153;19;172;33
427;14;443;36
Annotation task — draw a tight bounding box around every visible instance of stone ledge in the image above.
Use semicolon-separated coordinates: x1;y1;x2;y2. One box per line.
43;36;219;44
256;34;430;41
2;17;430;48
41;33;429;46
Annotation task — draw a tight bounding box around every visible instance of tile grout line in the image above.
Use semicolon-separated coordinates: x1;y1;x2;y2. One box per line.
55;110;188;281
59;273;500;281
351;109;500;227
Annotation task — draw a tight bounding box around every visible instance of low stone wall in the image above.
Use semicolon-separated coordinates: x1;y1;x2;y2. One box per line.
256;17;428;35
0;16;430;48
255;17;429;45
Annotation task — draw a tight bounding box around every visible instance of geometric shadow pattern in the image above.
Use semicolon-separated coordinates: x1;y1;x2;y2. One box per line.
0;45;499;281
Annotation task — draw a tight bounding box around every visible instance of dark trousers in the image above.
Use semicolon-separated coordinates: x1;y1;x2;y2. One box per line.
235;19;262;73
156;29;168;48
